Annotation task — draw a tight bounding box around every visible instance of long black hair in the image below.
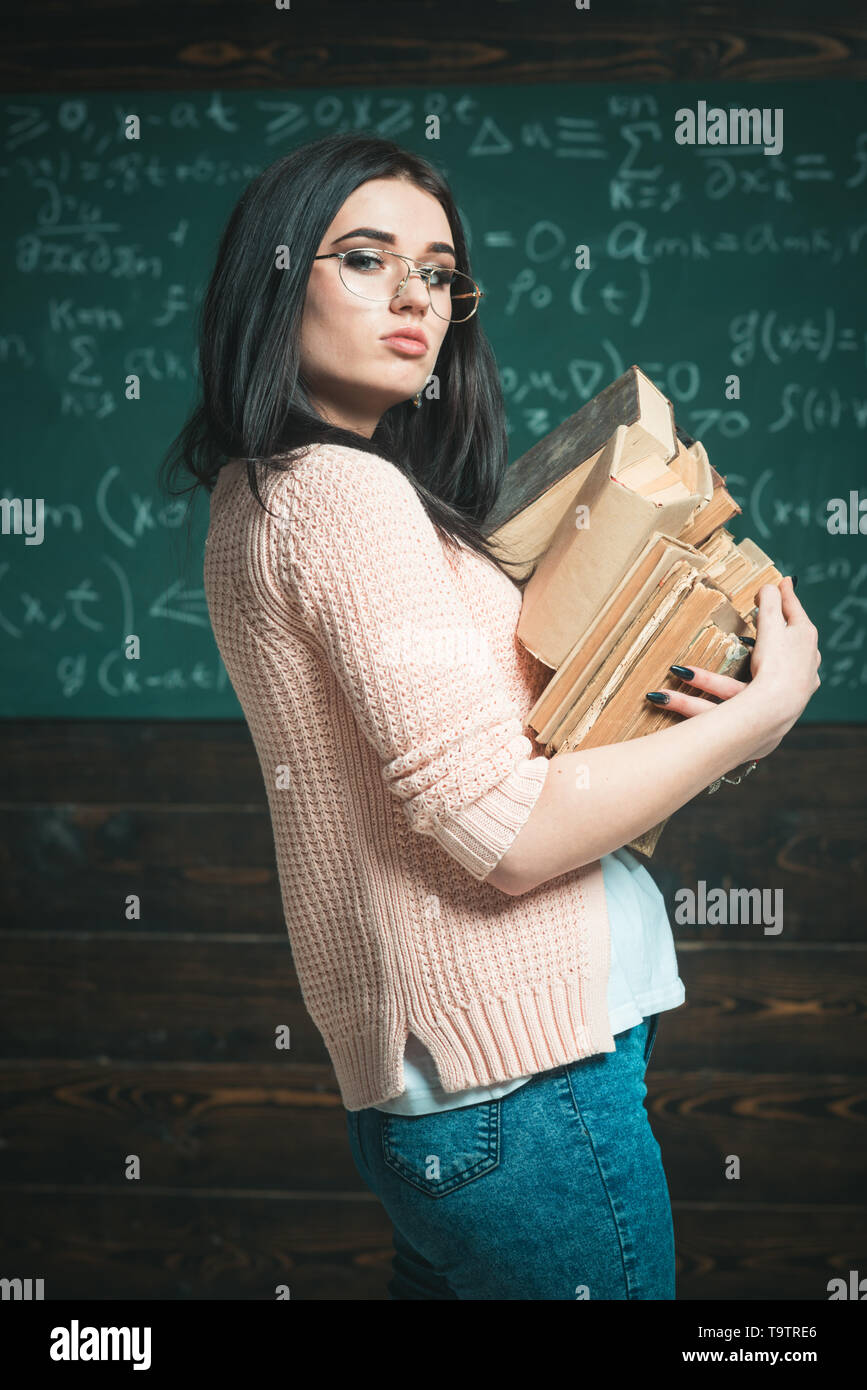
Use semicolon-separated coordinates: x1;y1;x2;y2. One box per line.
160;130;527;577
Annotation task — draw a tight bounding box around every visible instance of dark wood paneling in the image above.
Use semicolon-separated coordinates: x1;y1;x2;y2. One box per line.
2;721;270;804
1;1062;864;1205
672;1205;864;1302
2;717;865;1297
1;1;865;91
2;722;865;939
670;946;866;1072
1;935;323;1063
0;805;281;933
2;935;864;1068
0;1188;858;1300
0;1188;393;1301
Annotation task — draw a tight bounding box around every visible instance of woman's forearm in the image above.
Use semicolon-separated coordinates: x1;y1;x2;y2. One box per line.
488;683;780;894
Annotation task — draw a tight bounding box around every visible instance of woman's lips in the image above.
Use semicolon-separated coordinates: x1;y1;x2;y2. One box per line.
381;335;428;356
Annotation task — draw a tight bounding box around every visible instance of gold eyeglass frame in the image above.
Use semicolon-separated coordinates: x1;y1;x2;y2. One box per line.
313;247;484;321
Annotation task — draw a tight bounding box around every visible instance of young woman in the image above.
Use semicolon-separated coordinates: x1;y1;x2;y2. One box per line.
164;131;821;1301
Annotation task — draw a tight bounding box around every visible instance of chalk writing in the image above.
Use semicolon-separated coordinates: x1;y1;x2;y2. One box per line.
1;84;862;718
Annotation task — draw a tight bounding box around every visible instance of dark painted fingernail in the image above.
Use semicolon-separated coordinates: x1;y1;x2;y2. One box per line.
791;574;798;590
669;664;694;679
741;636;755;647
645;691;670;704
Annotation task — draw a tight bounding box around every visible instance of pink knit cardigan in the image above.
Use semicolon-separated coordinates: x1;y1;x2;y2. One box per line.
203;443;613;1110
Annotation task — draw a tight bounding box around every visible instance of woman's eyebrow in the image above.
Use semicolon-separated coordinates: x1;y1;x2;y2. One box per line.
330;226;456;256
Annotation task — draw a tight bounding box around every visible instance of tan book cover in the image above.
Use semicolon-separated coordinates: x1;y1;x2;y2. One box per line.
698;531;782;618
617;626;753;858
486;364;677;520
677;460;742;547
570;587;744;750
486;365;680;582
517;425;712;669
553;566;714;753
528;532;712;742
537;581;753;857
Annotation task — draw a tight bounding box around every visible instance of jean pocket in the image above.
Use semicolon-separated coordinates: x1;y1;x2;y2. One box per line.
381;1099;502;1198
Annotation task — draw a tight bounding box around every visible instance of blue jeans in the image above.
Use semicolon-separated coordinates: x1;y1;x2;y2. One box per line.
345;1014;674;1299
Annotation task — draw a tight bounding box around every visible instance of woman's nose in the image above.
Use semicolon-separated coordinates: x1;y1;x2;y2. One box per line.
392;271;430;310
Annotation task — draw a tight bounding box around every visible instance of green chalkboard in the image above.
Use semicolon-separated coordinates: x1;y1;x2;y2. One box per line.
1;81;864;718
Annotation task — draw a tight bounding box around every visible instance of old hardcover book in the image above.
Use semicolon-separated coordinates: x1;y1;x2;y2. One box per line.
492;369;778;858
516;427;712;669
483;365;679;582
527;531;713;743
547;571;753;858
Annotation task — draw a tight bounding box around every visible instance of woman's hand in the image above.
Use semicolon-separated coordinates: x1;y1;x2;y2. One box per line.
646;576;821;761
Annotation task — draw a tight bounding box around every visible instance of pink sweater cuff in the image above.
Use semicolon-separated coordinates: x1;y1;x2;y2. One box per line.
428;747;550;880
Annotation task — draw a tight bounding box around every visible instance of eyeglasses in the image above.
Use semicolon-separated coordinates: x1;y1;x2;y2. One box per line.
313;247;483;322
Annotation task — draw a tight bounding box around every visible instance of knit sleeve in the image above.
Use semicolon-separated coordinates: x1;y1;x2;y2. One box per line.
270;444;550;882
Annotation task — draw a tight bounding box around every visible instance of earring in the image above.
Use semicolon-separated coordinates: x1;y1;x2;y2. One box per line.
412;391;422;408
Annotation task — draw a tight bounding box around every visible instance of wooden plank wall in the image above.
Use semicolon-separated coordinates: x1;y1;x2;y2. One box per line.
2;0;865;1300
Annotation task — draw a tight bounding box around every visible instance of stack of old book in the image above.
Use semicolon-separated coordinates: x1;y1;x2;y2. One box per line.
484;366;782;858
